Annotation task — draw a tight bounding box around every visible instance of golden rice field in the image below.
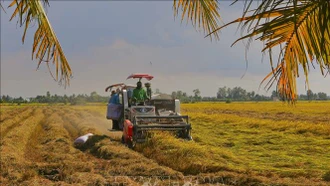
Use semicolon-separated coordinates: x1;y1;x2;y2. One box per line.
1;102;330;185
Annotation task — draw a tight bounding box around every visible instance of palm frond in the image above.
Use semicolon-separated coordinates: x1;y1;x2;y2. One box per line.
0;2;6;13
208;0;330;102
8;0;72;86
173;0;222;41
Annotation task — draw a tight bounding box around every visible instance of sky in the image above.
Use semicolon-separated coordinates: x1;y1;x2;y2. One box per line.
1;1;329;98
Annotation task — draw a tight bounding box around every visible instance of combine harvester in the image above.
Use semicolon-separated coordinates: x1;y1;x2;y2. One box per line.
106;73;192;148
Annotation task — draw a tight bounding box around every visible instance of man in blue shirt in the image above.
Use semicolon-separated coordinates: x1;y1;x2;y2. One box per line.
109;90;115;103
108;88;122;130
109;89;120;104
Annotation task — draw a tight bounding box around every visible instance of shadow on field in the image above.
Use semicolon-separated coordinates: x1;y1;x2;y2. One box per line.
74;134;135;161
74;135;110;152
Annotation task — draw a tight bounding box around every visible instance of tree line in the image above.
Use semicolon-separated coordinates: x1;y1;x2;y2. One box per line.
0;91;108;105
1;87;329;105
169;87;329;103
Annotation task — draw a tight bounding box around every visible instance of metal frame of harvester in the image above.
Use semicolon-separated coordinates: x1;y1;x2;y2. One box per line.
106;73;192;148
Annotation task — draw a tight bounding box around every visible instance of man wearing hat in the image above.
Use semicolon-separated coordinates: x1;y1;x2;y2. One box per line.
145;82;152;100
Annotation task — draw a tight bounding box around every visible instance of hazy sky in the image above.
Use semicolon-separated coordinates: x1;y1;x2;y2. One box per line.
1;1;329;98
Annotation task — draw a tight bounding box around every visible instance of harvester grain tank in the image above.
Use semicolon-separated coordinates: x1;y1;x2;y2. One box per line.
106;73;192;148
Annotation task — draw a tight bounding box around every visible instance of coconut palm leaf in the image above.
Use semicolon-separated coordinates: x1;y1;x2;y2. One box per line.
8;0;72;86
208;0;330;102
1;3;5;12
173;0;221;41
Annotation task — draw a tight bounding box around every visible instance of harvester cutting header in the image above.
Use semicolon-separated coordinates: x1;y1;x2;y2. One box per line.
106;73;192;148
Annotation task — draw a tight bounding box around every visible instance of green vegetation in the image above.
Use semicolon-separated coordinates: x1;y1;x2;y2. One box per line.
1;86;329;106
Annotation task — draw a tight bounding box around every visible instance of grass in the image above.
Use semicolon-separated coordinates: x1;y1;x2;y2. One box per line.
189;113;330;174
135;102;330;185
1;101;329;185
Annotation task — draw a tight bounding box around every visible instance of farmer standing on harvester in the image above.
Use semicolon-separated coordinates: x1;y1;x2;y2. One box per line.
132;81;149;105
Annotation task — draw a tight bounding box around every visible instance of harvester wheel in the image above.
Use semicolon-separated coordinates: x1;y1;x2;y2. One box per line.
126;140;136;149
186;135;193;141
177;129;193;141
177;130;187;138
121;135;125;144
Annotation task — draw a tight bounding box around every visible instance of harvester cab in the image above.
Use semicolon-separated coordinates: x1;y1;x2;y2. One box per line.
106;73;192;149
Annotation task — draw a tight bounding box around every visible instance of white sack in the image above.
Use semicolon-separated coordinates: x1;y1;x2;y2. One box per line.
74;133;94;145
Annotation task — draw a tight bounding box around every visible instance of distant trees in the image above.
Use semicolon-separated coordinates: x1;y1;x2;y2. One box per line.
88;91;102;102
0;95;27;104
307;90;314;101
215;86;270;101
271;91;278;99
172;87;273;102
1;95;12;103
300;89;328;101
213;86;329;102
1;91;109;105
216;87;227;99
0;87;328;104
171;90;191;103
193;89;201;101
318;92;328;100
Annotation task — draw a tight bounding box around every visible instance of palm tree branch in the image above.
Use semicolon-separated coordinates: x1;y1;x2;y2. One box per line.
8;0;72;86
0;2;6;13
173;0;221;41
279;1;329;98
208;0;330;102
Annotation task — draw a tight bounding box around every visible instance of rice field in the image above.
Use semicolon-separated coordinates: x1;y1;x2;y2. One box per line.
0;102;329;185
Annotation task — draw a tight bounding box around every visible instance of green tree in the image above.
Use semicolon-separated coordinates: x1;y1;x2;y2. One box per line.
193;89;201;101
217;86;227;99
307;89;313;101
1;95;8;103
231;87;247;100
226;87;232;99
171;91;177;99
63;94;69;104
172;90;190;102
90;91;100;102
46;91;50;98
271;90;278;99
251;91;255;98
317;92;327;100
176;91;183;100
